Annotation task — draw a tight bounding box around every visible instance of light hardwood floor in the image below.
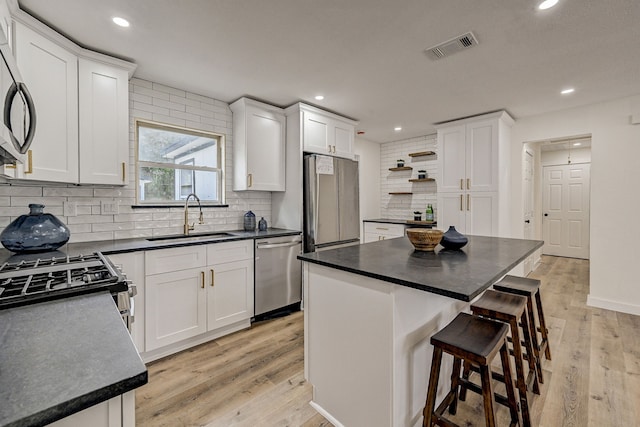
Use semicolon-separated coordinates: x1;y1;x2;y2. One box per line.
136;256;640;426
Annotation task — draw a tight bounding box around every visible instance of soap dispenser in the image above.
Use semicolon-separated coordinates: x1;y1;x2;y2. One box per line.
258;217;267;231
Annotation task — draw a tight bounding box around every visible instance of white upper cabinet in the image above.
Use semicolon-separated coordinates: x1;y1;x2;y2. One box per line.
439;118;501;193
294;103;356;159
436;111;513;237
79;59;129;185
230;97;286;191
4;11;135;184
14;21;79;183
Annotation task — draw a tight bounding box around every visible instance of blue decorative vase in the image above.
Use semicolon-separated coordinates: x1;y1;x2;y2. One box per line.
243;210;256;231
1;204;70;253
440;226;468;250
258;217;267;231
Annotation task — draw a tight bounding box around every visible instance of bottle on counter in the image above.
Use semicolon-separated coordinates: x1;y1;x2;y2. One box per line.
425;204;434;222
258;217;268;231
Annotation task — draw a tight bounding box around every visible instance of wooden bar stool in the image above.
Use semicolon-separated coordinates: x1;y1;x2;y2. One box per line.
493;275;552;383
462;289;539;427
422;312;520;427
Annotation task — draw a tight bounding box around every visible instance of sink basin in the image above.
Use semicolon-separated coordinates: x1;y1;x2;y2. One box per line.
146;232;234;242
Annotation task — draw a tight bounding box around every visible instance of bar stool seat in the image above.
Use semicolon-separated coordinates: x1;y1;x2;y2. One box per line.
463;289;539;427
494;275;552;383
422;312;520;427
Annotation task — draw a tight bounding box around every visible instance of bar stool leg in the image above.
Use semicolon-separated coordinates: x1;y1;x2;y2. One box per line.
535;290;552;360
458;360;471;401
519;309;540;395
423;347;443;427
448;356;462;415
479;363;497;427
525;296;544;383
508;317;533;427
499;340;521;427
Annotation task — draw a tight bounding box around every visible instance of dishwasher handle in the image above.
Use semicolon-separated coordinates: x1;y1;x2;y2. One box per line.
256;240;302;250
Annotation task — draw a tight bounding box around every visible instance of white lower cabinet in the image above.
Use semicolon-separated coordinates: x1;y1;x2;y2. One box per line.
144;241;254;353
363;222;407;243
106;252;145;353
48;391;135;427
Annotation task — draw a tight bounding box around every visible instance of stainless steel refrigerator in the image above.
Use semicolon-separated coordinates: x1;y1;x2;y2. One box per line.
303;154;360;252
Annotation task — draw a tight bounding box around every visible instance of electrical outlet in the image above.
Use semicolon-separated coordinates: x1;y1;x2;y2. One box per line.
101;200;119;215
63;201;77;217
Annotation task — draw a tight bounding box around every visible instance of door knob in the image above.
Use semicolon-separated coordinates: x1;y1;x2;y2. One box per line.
525;220;530;223
544;213;549;217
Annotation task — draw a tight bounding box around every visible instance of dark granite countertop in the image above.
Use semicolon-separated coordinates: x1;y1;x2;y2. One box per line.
0;292;148;427
364;218;436;227
298;235;543;301
0;228;301;263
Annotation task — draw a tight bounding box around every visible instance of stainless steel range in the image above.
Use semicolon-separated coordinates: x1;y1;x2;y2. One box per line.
0;252;136;329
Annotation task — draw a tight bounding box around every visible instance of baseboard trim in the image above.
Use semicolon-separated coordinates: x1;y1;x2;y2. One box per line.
587;295;640;316
309;400;344;427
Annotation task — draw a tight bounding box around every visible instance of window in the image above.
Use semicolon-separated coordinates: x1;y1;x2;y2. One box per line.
136;120;225;205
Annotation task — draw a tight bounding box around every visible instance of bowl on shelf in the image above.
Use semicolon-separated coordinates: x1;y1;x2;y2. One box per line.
406;228;443;251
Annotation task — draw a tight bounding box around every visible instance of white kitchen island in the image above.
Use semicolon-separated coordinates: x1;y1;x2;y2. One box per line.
299;235;542;427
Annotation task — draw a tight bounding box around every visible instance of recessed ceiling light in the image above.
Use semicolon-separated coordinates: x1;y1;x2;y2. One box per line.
112;17;130;27
314;95;324;101
573;142;582;146
394;127;402;131
538;0;559;10
561;88;575;95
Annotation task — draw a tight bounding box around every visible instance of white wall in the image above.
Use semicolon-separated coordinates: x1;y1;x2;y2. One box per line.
354;137;381;240
511;94;640;315
540;146;591;166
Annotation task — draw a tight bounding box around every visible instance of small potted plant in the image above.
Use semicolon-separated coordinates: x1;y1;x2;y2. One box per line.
397;159;405;167
418;170;427;179
413;211;422;221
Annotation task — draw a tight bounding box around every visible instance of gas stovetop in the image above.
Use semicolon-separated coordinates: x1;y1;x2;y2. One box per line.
0;252;127;310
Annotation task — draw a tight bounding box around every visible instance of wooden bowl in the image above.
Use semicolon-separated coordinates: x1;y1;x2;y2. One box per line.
406;228;443;251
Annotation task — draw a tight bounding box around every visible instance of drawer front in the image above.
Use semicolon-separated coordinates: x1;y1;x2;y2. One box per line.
207;240;253;265
364;222;406;237
145;245;207;275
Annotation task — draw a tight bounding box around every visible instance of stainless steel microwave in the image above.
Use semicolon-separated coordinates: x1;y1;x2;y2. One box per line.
0;26;35;165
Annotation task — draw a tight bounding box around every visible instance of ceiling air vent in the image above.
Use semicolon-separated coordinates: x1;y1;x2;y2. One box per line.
425;32;479;60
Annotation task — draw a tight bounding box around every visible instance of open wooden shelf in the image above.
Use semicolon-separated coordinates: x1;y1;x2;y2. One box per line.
388;192;413;195
389;166;412;171
408;178;436;183
408;151;435;157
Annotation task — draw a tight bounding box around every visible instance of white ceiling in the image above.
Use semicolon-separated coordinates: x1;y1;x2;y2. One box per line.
17;0;640;143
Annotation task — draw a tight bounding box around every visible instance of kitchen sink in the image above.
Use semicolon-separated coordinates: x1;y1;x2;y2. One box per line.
146;232;235;243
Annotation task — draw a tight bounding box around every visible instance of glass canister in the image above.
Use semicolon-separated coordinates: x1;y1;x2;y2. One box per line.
0;204;71;253
258;217;267;231
243;210;256;231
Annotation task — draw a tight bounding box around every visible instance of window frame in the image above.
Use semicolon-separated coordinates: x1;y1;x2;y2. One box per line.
135;119;226;206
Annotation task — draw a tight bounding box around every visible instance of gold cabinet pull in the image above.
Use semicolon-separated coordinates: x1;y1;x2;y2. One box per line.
247;173;253;188
467;194;470;211
375;227;389;231
460;178;463;190
210;269;215;287
467;178;470;190
200;271;205;288
25;150;33;174
332;145;336;153
121;162;126;181
460;194;463;211
327;145;332;153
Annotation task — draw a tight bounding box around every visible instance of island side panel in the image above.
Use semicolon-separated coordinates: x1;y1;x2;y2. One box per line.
391;285;469;427
304;262;470;427
305;263;394;427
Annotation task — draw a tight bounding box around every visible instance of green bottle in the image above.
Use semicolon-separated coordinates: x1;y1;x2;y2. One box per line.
425;204;434;222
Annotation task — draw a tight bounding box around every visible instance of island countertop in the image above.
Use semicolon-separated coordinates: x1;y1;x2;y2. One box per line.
298;235;543;301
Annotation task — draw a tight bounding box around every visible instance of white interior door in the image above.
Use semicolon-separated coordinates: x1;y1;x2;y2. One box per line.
523;150;535;273
542;163;590;259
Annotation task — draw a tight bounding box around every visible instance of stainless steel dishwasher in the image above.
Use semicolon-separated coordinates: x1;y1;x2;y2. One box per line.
254;234;302;318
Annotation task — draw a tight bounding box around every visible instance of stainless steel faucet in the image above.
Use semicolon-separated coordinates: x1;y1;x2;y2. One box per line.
184;193;204;235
